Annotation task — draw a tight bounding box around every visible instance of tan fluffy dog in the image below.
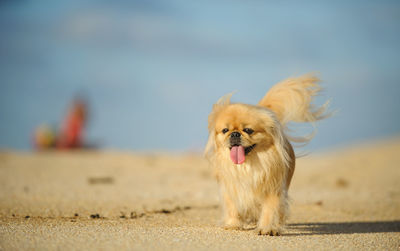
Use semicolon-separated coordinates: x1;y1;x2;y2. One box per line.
205;74;330;235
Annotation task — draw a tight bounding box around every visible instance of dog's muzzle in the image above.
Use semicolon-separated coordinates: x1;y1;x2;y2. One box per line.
229;131;256;155
229;131;241;146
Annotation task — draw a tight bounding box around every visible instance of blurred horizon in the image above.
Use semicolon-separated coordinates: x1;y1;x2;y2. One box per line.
1;0;400;152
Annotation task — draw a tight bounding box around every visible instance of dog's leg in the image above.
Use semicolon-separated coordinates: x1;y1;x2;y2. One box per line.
221;188;241;230
257;193;282;236
278;191;289;226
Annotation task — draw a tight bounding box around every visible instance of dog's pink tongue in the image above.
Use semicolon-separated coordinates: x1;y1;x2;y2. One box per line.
230;146;245;164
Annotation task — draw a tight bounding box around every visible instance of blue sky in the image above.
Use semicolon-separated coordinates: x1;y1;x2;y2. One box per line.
1;0;400;152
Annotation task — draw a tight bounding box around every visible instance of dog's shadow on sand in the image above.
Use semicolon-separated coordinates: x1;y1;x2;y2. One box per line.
286;221;400;236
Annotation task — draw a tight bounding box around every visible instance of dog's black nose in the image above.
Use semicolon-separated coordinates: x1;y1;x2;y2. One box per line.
230;131;241;138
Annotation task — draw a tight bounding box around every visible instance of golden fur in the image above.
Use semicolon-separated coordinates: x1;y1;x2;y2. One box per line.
205;74;330;235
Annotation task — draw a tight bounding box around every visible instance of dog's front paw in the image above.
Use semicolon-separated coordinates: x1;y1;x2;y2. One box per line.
224;224;241;230
256;227;281;236
223;218;242;230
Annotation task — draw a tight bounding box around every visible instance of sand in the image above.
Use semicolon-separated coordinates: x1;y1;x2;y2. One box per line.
0;138;399;250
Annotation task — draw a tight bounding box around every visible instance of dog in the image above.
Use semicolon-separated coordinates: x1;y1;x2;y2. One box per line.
205;74;331;235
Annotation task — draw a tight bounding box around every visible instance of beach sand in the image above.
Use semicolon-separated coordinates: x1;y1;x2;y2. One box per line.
1;138;399;250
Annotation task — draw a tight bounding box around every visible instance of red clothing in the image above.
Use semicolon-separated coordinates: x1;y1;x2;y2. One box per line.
57;101;86;149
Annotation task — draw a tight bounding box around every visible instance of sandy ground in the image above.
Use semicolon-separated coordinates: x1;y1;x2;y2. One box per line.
0;138;399;250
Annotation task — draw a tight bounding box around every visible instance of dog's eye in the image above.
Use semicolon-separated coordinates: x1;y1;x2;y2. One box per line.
243;128;254;135
222;128;229;134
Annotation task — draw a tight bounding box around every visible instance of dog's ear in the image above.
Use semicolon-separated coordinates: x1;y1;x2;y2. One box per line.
207;92;233;131
204;131;216;160
204;93;233;159
208;92;233;124
258;111;292;169
258;74;331;126
270;123;292;169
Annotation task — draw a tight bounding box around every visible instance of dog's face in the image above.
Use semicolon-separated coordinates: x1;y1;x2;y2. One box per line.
208;103;277;164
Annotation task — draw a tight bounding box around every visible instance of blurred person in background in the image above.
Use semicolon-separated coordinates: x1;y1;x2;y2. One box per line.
33;98;88;150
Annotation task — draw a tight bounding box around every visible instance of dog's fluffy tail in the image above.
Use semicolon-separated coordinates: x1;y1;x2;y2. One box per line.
258;74;332;143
